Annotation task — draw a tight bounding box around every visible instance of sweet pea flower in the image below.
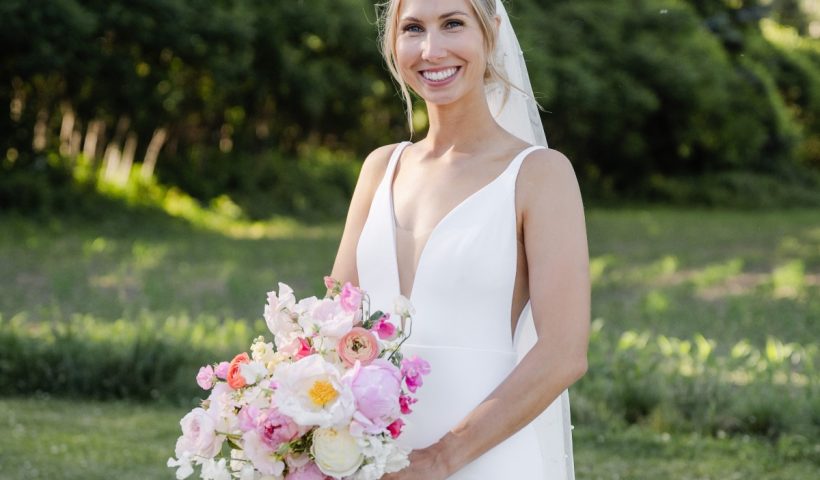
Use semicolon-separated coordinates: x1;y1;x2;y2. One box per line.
323;276;337;291
197;365;215;390
400;356;431;393
338;327;380;367
371;314;398;340
386;419;404;439
399;394;417;415
227;352;250;389
214;361;230;380
281;337;314;361
242;429;286;477
339;282;363;313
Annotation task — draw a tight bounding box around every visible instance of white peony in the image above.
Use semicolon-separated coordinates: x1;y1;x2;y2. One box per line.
272;354;355;428
174;407;224;459
311;427;364;478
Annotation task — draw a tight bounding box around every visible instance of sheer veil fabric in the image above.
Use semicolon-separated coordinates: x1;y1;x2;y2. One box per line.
487;1;576;477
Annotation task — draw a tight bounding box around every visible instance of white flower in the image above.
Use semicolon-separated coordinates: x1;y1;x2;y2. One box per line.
240;360;269;386
272;355;355;428
265;283;300;347
351;436;409;479
174;407;224;459
167;452;194;479
311;427;364;478
393;295;415;319
298;297;355;342
242;429;286;476
200;458;232;480
251;336;277;364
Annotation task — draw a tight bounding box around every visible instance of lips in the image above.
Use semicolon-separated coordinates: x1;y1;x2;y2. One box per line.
418;66;461;85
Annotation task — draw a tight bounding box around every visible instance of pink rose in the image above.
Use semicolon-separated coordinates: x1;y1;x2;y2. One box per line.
399;394;417;415
338;327;380;367
371;314;398;340
214;361;230;379
196;365;215;390
401;356;431;393
175;407;223;459
286;461;327;480
348;359;402;433
339;282;363;313
386;419;404;439
282;337;314;360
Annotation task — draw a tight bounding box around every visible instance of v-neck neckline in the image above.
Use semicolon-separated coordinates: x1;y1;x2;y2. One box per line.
388;141;537;301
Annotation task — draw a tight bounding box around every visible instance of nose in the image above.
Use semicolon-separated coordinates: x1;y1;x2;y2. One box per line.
421;31;447;62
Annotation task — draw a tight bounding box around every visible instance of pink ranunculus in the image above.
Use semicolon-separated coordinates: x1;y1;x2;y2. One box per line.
386;418;404;439
371;314;398;340
348;359;402;433
401;356;431;393
281;337;314;360
227;352;250;389
399;394;417;415
196;365;215;390
256;408;303;450
285;461;327;480
339;282;363;313
338;327;380;367
213;361;230;379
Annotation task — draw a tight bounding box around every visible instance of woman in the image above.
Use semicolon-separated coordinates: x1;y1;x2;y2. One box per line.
330;0;590;478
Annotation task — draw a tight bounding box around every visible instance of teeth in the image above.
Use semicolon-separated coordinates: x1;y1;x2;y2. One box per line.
422;67;458;81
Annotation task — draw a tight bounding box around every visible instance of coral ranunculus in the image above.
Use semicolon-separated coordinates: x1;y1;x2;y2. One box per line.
227;352;250;389
338;327;379;367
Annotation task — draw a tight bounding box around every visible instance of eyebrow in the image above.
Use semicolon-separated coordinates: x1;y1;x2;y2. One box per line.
400;11;469;23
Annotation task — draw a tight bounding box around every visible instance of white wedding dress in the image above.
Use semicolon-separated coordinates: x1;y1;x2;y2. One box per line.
356;141;575;479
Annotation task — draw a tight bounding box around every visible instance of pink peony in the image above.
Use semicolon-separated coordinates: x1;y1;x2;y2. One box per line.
237;405;259;432
386;419;404;439
214;361;230;379
256;408;304;449
338;327;380;367
243;430;286;476
399;394;417;415
286;461;327;480
339;282;363;313
371;314;398;340
348;359;402;433
196;365;215;390
401;356;431;393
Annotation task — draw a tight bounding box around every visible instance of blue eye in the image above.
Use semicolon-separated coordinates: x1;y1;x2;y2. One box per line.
403;24;422;33
445;20;463;29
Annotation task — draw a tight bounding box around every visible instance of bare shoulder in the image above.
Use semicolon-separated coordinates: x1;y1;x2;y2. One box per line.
357;143;401;188
517;147;583;211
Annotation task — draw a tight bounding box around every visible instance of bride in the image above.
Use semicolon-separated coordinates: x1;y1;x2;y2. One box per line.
330;0;590;478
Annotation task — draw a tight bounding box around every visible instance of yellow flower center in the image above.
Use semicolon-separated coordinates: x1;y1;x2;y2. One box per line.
308;379;338;407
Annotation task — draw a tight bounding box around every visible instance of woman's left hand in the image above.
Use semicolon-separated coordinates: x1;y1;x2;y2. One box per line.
381;445;450;480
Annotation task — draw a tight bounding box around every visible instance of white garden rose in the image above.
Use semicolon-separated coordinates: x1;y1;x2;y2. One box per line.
311;427;364;478
174;407;224;459
272;354;355;428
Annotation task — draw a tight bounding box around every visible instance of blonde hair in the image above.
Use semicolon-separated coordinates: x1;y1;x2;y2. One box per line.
376;0;537;136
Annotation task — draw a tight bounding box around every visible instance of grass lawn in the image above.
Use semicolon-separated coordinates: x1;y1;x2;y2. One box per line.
1;206;819;477
0;397;815;480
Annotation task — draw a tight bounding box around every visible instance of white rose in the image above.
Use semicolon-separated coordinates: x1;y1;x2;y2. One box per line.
175;407;223;459
311;427;364;478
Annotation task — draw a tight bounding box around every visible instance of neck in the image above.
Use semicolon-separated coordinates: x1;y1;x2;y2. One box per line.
420;83;502;156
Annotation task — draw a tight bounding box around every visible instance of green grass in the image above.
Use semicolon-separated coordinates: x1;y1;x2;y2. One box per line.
1;205;819;477
0;397;815;480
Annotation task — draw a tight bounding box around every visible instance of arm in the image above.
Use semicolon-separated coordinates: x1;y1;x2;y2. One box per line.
329;143;399;287
385;148;591;479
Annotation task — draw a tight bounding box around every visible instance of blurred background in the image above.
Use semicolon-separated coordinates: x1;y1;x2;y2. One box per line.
0;0;818;478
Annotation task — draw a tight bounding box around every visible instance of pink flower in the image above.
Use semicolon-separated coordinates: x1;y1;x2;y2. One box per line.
237;405;259;432
371;314;398;340
256;408;304;450
285;462;327;480
386;419;404;439
243;430;285;476
175;407;223;459
282;337;314;360
339;282;363;313
348;359;402;433
401;356;431;393
196;365;215;390
214;361;230;379
323;276;336;291
399;394;417;415
338;327;380;367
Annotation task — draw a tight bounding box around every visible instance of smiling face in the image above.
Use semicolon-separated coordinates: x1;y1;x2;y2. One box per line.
395;0;490;106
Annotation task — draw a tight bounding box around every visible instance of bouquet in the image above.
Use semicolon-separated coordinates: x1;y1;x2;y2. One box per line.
168;276;431;480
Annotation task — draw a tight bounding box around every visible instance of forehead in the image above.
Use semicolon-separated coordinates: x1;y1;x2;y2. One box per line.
398;0;476;20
